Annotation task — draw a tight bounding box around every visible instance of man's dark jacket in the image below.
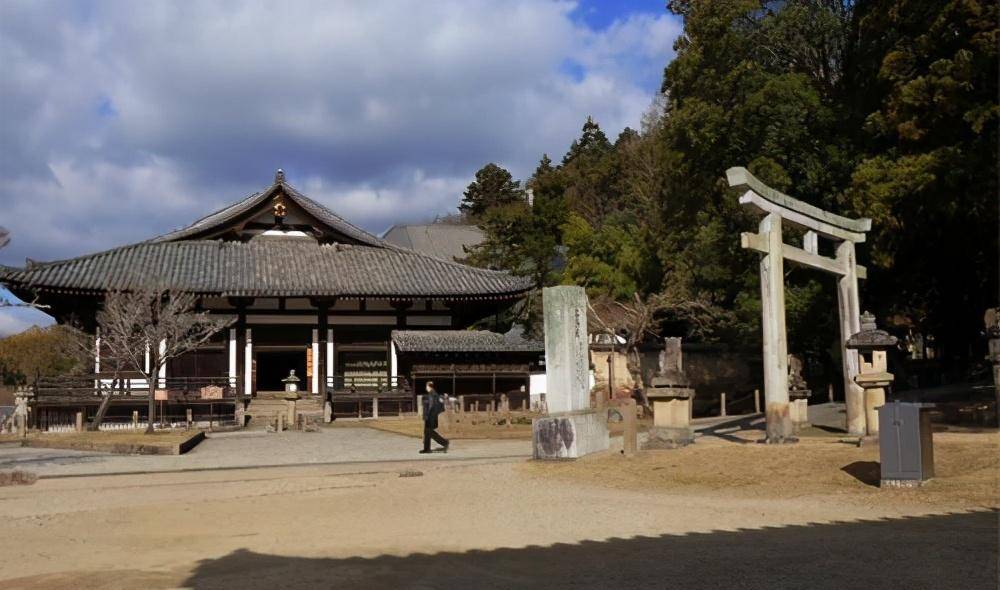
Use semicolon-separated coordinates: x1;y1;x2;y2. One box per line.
423;391;445;429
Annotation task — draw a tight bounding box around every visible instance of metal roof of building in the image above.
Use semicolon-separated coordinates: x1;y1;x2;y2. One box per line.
381;224;483;262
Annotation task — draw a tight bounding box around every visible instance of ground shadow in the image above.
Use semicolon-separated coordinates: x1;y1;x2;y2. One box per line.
841;460;880;487
182;510;998;589
697;413;763;444
811;423;848;434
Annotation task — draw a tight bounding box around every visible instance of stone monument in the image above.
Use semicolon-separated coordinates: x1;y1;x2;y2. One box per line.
643;337;696;449
847;312;898;436
787;354;811;429
532;286;609;459
13;387;32;438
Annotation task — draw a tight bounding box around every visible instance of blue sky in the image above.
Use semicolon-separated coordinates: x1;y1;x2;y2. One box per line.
0;1;683;335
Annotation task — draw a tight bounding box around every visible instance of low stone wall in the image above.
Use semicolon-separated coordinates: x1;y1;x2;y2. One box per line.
21;430;206;455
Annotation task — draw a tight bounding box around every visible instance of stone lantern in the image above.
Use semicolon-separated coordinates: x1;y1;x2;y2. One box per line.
846;312;898;436
281;369;301;400
644;337;696;449
787;354;811;429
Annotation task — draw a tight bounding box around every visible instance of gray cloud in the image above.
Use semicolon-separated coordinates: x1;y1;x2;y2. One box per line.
0;0;680;335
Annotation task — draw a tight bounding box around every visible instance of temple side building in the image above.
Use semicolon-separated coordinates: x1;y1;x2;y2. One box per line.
1;170;534;427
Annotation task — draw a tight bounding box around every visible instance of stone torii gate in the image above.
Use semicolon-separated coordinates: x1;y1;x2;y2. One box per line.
727;167;872;441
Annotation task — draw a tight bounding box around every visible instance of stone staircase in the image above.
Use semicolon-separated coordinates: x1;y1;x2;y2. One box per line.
245;394;324;429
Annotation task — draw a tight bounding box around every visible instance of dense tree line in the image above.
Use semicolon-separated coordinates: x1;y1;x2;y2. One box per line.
461;0;997;383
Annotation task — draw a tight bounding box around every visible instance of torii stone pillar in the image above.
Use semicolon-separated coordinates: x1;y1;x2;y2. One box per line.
728;167;873;439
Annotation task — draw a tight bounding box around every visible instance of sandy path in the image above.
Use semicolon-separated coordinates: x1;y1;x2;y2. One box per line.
1;432;996;589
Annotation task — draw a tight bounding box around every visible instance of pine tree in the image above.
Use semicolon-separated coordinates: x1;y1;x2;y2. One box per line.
458;163;525;220
563;116;612;164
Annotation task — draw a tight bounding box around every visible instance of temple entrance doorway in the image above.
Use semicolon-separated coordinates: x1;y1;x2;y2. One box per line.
255;347;308;394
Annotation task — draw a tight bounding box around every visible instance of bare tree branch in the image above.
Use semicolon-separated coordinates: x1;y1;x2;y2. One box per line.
97;290;233;433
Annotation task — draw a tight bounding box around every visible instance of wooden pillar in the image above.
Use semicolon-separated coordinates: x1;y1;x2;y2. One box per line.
318;306;329;402
311;328;320;395
391;299;412;329
621;399;637;457
244;327;253;397
836;240;864;435
758;213;792;441
235;308;247;399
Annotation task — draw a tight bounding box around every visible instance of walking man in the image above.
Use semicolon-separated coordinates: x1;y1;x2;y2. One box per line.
420;381;449;454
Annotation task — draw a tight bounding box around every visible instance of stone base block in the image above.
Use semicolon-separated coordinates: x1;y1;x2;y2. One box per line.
533;409;609;460
881;478;926;489
652;398;692;429
642;426;694;450
789;398;809;427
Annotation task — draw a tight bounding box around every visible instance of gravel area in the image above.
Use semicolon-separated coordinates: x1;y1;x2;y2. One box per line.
0;426;531;477
0;452;995;589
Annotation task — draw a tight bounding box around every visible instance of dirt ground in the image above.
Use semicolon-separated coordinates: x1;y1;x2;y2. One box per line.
0;430;996;589
524;430;1000;509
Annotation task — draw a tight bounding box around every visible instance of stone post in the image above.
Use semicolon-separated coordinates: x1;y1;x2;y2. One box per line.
75;412;84;432
542;286;590;413
621;399;637;457
985;309;1000;426
533;286;609;459
372;396;379;420
234;398;245;429
132;410;140;430
14;387;31;438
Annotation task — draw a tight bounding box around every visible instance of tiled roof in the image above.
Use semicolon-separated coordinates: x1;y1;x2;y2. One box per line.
391;328;544;353
0;239;533;299
152;178;385;247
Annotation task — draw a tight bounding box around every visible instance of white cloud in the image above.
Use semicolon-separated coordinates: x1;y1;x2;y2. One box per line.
0;306;48;337
0;0;681;270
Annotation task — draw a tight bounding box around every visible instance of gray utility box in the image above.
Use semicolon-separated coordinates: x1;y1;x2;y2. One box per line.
878;401;935;487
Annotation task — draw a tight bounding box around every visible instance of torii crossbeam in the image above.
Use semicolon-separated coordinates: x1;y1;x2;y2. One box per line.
727;167;872;441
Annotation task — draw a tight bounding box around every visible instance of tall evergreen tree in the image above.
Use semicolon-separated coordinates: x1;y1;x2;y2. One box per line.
458;163;525;220
844;0;998;369
563;116;612;164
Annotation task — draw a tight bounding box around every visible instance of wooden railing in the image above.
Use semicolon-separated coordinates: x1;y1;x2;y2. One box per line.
32;375;237;403
326;375;411;397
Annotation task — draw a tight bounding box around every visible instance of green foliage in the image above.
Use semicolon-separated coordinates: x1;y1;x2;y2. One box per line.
462;0;996;372
0;326;85;385
843;0;999;360
458;163;525;220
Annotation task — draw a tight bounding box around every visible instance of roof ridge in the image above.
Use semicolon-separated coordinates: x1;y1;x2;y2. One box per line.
151;189;269;242
278;182;385;247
